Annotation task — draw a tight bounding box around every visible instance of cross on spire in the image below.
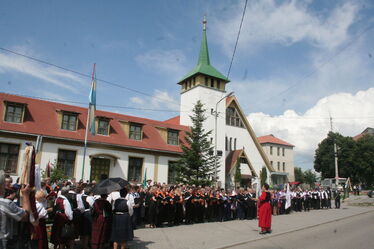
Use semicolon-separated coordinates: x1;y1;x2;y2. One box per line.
203;15;207;31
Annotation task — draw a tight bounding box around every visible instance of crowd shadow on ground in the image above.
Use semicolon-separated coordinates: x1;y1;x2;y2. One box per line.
128;237;154;249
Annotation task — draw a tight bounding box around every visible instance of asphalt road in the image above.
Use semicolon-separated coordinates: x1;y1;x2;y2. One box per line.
227;211;374;249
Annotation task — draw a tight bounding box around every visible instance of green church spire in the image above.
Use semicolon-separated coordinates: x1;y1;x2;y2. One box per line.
178;16;229;83
197;16;210;66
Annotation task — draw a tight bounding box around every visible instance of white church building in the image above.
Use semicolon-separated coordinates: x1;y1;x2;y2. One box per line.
0;20;284;189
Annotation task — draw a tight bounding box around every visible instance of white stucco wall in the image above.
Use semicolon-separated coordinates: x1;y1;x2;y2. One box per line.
1;136;180;183
262;144;295;181
226;125;267;177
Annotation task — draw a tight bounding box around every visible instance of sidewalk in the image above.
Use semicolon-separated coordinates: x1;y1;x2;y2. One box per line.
128;205;374;249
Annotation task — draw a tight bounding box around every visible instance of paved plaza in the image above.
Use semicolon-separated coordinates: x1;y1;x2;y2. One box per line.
127;204;374;249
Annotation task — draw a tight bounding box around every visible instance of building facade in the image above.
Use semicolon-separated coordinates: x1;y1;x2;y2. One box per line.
258;134;295;184
0;19;275;188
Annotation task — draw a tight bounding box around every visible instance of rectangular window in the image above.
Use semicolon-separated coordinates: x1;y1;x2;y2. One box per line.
4;102;25;123
205;77;209;86
128;157;143;182
270;161;273;167
167;130;179;145
270;146;273;155
234;138;237;150
0;143;19;174
277;162;280;171
168;161;178;184
210;78;214;87
229;137;232;151
277;147;280;156
97;118;110;136
61;112;77;131
129;123;142;140
57;149;76;178
217;80;221;89
282;148;285;156
283;162;285;172
225;137;228;151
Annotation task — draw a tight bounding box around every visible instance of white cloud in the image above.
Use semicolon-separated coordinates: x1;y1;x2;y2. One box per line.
0;46;86;93
247;88;374;168
135;49;188;77
130;96;145;105
212;0;359;54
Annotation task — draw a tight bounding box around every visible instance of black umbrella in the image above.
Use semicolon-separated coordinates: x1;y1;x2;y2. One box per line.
92;177;130;195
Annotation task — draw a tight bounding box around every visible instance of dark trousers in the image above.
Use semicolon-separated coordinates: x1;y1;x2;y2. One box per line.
335;198;341;209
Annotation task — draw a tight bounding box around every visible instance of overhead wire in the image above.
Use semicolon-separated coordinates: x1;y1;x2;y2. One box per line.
0;47;184;109
226;0;248;78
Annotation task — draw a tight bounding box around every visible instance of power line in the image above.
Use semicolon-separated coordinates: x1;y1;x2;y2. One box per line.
1;91;184;113
226;0;248;78
0;47;184;109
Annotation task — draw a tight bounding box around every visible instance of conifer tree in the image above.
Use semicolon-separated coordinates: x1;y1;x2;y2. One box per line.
176;100;216;186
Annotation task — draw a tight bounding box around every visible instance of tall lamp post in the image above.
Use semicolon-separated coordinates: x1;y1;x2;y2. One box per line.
213;91;234;185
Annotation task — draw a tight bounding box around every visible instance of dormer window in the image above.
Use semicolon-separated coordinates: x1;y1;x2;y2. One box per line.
129;123;142;140
61;112;78;131
97;118;110;136
167;130;179;145
4;102;25;123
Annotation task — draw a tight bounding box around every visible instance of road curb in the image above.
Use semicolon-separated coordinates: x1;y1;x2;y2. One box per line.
211;209;374;249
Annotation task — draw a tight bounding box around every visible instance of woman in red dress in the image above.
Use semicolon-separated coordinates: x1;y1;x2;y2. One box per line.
258;183;272;234
91;194;112;249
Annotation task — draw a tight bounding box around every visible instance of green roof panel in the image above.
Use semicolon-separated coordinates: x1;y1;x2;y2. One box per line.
178;23;229;83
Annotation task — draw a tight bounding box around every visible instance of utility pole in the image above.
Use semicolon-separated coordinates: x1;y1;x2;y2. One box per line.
330;116;339;185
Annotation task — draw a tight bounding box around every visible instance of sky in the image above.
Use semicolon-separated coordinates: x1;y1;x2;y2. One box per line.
0;0;374;170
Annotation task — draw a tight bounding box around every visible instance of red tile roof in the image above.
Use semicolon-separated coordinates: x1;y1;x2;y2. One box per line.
0;93;189;154
257;134;294;147
164;116;180;125
353;127;374;141
225;149;243;174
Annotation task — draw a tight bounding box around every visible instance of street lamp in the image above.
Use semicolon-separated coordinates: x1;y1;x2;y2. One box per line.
213;91;234;185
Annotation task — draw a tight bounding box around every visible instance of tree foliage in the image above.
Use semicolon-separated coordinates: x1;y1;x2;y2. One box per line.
260;166;267;186
294;167;317;187
234;160;241;187
176;100;217;186
314;132;374;186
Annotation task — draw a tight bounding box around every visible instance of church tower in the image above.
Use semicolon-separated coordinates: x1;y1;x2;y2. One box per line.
178;17;230;186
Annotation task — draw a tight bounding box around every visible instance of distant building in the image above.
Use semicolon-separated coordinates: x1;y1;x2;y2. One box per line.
257;134;295;184
353;127;374;141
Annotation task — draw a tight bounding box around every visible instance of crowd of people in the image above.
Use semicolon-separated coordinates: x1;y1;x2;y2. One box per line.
0;172;343;249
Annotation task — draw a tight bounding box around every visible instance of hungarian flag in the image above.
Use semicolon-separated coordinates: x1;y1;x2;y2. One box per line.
88;63;97;135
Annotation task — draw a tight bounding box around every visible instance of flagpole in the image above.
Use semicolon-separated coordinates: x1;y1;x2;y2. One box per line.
81;63;96;181
81;108;90;181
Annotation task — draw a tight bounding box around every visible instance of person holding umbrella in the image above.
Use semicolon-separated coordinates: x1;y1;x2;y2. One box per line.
110;187;134;249
91;177;129;249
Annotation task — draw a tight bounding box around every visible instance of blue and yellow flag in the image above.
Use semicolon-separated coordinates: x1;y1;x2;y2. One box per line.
88;64;96;135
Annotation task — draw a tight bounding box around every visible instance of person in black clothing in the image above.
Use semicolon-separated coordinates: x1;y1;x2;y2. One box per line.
335;190;341;209
147;187;158;228
111;188;133;249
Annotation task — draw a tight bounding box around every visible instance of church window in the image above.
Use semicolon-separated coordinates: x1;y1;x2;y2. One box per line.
282;148;285;156
225;136;228;151
277;162;280;171
283;162;286;171
234;138;237;150
205;77;208;86
229;137;232;151
210;78;214;88
270;146;273;155
226;107;244;128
